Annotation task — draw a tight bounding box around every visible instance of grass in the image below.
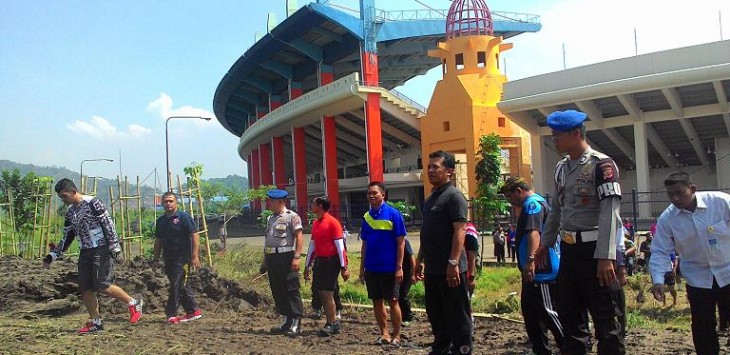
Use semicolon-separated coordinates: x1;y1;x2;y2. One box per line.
212;243;524;314
212;245;695;331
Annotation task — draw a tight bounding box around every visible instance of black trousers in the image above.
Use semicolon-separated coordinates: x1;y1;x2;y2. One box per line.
494;243;505;263
558;242;625;355
686;278;730;355
521;281;564;355
164;258;198;318
399;265;414;322
424;272;473;354
265;252;303;318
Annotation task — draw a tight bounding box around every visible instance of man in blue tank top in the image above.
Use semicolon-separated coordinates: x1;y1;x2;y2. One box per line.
501;177;563;355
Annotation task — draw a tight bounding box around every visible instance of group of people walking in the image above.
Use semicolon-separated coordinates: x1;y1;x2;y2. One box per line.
40;108;730;355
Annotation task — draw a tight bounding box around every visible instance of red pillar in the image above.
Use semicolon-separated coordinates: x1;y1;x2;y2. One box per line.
319;66;340;219
269;95;286;190
362;52;384;182
251;149;261;214
260;142;272;186
273;137;286;189
290;81;308;215
247;156;254;212
292;127;308;214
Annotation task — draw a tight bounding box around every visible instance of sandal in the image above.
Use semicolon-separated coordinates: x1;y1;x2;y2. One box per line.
375;336;391;345
390;338;401;348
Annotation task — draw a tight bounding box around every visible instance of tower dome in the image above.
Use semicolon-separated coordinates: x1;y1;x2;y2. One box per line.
446;0;493;39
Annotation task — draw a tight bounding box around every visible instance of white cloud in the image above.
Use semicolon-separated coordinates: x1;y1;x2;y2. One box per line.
67;116;152;139
146;92;216;127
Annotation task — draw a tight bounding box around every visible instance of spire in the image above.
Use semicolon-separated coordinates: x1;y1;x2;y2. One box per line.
446;0;493;39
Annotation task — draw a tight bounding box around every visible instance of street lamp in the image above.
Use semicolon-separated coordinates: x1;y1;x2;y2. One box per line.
80;158;114;192
166;116;212;191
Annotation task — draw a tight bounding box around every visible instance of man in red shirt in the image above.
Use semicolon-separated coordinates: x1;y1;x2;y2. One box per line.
304;196;350;336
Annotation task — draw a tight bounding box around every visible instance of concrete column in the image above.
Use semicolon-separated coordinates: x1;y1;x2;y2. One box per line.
530;134;546;195
716;137;730;189
633;121;652;218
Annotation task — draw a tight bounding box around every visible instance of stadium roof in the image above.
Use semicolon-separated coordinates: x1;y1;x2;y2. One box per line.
214;2;541;136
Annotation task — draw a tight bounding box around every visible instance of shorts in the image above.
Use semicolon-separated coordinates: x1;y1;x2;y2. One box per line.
664;271;676;286
364;271;400;301
78;246;115;292
312;255;341;292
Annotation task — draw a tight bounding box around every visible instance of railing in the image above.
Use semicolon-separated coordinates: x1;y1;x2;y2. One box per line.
389;88;428;114
375;9;541;25
357;80;428;115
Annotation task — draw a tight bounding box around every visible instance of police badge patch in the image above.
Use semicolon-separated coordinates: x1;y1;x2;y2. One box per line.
599;161;615;181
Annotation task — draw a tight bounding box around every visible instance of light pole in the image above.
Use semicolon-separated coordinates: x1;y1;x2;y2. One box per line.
80;158;114;192
166;116;212;191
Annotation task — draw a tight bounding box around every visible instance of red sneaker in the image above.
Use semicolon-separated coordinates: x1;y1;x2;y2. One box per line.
128;299;143;324
167;316;180;324
180;309;203;323
78;321;104;335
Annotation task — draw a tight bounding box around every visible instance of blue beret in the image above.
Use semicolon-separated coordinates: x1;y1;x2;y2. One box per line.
546;110;587;132
266;189;289;199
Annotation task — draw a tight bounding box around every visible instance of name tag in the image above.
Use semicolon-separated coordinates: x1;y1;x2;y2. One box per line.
89;227;105;247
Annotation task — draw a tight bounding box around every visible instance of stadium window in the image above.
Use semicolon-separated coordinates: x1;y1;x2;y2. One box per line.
443;59;447;74
498;116;506;127
496;53;500;69
477;51;486;68
443;121;451;132
455;53;464;71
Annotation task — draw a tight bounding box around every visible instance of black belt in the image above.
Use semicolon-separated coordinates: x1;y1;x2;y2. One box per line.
316;255;339;260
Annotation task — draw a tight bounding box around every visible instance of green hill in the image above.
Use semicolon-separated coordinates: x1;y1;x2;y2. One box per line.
0;160;248;207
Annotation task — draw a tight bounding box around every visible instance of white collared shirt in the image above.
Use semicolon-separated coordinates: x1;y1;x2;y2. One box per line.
650;191;730;289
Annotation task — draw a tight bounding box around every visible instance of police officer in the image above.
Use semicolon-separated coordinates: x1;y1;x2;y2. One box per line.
261;189;304;337
539;110;625;354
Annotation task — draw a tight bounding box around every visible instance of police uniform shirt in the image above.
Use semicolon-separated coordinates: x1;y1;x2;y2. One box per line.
155;210;197;260
542;147;622;260
265;208;303;248
420;183;469;274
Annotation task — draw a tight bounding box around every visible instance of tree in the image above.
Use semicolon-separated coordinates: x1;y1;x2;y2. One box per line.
0;169;46;233
473;133;509;226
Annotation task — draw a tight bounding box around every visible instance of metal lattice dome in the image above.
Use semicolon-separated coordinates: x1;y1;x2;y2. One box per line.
446;0;493;39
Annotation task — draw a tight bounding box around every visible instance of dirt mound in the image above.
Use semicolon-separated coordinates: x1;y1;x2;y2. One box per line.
0;256;270;318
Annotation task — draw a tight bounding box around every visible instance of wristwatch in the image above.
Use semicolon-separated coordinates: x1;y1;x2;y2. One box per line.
527;255;535;263
448;259;458;266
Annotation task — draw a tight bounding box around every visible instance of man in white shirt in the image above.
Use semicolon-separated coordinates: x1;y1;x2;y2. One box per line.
650;171;730;355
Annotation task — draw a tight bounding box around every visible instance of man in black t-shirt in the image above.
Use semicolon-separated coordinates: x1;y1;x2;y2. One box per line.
414;150;472;355
154;192;203;324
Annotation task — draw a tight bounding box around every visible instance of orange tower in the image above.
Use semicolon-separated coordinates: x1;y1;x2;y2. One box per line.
421;0;532;197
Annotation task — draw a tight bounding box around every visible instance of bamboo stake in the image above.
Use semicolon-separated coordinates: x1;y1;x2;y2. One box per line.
137;176;143;257
8;189;17;256
192;175;212;267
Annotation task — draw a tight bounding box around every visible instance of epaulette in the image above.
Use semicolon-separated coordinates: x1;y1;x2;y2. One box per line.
590;149;610;160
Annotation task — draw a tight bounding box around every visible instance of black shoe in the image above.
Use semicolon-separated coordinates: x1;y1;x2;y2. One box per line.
270;316;291;334
284;318;301;337
319;322;341;336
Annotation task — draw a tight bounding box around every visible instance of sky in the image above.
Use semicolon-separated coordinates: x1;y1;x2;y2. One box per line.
1;0;728;187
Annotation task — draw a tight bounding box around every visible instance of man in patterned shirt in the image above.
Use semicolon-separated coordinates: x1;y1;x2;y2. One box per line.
44;178;143;334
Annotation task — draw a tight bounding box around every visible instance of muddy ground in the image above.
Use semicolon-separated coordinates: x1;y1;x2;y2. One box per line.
0;256;713;354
